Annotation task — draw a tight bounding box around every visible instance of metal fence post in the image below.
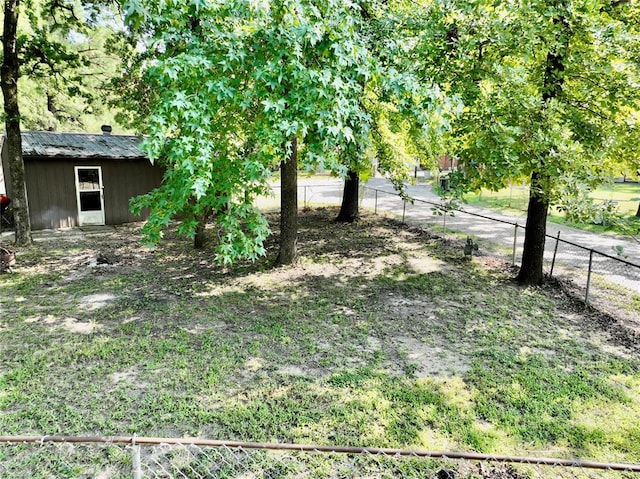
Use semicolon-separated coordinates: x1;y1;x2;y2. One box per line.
549;231;561;278
132;437;142;479
585;249;594;305
512;223;518;266
402;200;406;224
374;190;378;215
443;208;446;232
304;185;307;208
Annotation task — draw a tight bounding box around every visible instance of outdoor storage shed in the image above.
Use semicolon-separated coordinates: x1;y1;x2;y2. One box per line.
0;128;163;230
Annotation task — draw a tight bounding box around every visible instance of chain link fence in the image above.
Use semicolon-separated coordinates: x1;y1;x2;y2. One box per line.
265;184;345;212
357;186;640;315
2;436;640;479
264;182;639;316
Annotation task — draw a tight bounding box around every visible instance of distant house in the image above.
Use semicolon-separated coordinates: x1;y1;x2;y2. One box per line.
0;126;163;230
437;155;458;171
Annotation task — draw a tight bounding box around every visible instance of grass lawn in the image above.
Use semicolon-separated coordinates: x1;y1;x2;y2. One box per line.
462;183;640;235
1;208;640;474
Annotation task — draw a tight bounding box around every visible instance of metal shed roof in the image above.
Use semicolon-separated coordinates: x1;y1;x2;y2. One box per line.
21;131;146;159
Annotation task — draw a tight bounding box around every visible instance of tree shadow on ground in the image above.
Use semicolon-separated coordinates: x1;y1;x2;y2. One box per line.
1;208;639;458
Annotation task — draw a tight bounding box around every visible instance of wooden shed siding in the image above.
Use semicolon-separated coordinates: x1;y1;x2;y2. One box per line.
25;160;77;230
24;158;162;230
101;159;162;225
0;142;13;197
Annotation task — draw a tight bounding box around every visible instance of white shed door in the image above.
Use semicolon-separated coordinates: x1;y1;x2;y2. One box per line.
75;166;105;226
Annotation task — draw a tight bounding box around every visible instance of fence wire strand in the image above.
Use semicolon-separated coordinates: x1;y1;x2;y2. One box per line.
1;437;640;479
357;186;640;314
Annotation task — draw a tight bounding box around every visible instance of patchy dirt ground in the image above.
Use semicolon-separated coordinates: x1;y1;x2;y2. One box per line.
4;207;638;376
2;207;640;478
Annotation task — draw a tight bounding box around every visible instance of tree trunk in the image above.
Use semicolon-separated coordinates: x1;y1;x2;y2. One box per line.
516;1;569;285
336;170;359;223
46;93;58;131
516;171;550;285
193;214;207;249
276;137;298;265
635;201;640;217
1;0;32;246
191;201;214;249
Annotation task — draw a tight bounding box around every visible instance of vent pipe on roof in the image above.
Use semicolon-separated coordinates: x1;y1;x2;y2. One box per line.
101;125;112;135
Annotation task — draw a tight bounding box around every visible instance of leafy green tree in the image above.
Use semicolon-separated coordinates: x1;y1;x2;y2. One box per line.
2;0;121;246
334;2;453;223
19;13;122;132
121;0;451;264
411;0;640;284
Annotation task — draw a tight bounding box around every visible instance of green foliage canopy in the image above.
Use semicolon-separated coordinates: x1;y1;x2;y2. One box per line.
409;0;640;202
4;0;121;131
122;0;454;263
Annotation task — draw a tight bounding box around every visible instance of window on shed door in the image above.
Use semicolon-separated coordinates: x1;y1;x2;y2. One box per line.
79;191;102;211
77;168;102;211
77;168;100;191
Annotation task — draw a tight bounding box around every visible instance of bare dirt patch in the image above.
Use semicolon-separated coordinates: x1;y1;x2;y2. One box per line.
5;209;638;373
394;336;470;377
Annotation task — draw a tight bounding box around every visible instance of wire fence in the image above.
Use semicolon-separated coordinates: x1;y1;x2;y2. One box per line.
267;183;640;313
2;436;640;479
2;186;639;477
361;186;640;310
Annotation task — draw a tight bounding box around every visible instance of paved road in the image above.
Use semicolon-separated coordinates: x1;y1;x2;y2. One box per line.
367;177;640;261
296;177;640;296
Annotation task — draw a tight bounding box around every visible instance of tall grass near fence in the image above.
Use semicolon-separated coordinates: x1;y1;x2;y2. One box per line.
462;182;640;236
